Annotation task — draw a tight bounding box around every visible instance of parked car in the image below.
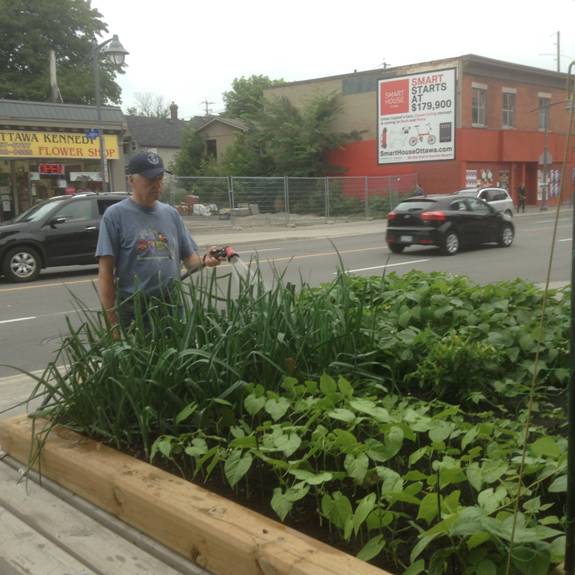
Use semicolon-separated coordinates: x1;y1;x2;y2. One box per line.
0;192;128;282
386;195;514;255
455;187;514;216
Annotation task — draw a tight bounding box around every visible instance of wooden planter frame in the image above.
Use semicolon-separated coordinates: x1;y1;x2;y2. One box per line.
0;415;393;575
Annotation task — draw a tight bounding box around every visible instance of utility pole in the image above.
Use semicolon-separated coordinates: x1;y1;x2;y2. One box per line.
200;98;214;116
556;31;561;72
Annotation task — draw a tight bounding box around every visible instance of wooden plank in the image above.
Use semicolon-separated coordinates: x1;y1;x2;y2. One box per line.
0;460;187;575
0;415;393;575
0;505;96;575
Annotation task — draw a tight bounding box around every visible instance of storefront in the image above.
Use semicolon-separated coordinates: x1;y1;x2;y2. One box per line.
0;99;125;222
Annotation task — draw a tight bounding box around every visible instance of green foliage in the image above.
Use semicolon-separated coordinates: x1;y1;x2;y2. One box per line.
29;270;569;573
223;93;359;177
0;0;124;104
172;127;210;176
222;74;284;119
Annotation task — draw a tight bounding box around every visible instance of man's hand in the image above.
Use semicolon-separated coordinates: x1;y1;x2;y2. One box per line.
203;246;224;267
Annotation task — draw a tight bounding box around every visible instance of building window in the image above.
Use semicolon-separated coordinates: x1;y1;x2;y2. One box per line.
539;97;550;131
502;92;515;128
472;88;486;126
206;139;217;160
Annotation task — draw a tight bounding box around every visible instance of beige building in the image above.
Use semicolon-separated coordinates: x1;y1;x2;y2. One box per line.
124;103;246;173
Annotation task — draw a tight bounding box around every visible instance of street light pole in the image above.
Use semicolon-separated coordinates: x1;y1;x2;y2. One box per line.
91;35;128;194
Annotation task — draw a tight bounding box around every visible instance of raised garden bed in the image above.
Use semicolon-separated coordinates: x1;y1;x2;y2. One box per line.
0;415;391;575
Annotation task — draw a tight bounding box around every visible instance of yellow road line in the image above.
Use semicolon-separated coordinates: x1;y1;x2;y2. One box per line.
0;246;385;293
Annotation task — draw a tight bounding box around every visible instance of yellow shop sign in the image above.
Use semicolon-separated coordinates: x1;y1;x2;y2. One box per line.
0;130;119;159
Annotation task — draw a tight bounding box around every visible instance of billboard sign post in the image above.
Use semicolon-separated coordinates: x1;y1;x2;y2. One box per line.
378;68;456;164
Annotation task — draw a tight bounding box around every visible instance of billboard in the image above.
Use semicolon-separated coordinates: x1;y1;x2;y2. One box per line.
377;68;456;164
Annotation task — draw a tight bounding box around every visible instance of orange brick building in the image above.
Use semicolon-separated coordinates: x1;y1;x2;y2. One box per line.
265;54;574;206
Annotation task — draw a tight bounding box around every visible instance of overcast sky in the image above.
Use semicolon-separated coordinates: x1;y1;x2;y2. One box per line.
91;0;575;119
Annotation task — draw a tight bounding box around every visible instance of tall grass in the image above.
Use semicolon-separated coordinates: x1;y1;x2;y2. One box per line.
32;262;383;455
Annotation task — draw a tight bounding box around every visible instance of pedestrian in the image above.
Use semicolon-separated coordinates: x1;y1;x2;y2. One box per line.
517;183;527;213
95;151;222;333
414;184;425;197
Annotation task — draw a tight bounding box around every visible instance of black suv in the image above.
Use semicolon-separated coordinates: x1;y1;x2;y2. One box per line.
0;192;128;282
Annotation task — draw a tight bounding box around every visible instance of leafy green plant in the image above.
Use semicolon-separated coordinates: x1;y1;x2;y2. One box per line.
26;270;570;573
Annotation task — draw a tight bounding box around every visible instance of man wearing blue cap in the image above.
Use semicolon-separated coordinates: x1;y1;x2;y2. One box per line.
96;151;221;332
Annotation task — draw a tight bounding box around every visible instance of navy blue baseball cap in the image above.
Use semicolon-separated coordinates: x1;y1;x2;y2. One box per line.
128;151;171;178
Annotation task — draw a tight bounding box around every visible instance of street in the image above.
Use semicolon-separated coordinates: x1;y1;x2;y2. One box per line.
0;209;572;379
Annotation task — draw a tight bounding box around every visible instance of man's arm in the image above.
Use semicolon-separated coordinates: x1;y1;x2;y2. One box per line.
98;256;118;328
182;248;222;274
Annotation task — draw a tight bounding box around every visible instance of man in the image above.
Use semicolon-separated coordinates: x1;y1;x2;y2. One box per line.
517;183;527;213
96;151;221;331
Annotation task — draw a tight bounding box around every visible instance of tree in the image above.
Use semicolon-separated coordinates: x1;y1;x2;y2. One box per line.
223;75;284;119
172;127;208;176
125;92;169;118
0;0;124;104
223;92;359;177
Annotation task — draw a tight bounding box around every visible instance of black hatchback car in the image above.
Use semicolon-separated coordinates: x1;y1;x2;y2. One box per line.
0;192;128;282
386;195;514;255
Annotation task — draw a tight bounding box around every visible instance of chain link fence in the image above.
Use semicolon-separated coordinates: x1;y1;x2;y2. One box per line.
163;174;418;230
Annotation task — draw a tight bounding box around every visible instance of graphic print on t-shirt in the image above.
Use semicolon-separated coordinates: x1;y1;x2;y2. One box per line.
134;229;174;260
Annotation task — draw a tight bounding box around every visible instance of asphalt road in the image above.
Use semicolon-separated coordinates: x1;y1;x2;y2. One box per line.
0;209;572;378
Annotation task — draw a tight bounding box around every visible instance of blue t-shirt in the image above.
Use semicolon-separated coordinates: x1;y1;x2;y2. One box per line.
96;198;198;298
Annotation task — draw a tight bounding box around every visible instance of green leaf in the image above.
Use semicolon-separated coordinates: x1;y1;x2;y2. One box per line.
265;397;290;421
511;545;551;575
327;408;356;423
274;432;301;457
519;333;535;352
531;436;561;459
548;475;567;493
319;373;338;396
399;309;411;328
175;402;197;424
353;492;376;535
289;469;333;485
466;463;482;492
244;394;266;416
461;427;479;450
467;531;491;550
403;560;425;575
344;452;369;483
271;485;309;521
338;376;354;398
411;534;439;563
356;534;385;562
375;466;403;494
478;486;507;515
409;446;428;466
428;421;454;444
349;398;391;422
417;493;439;525
150;435;174;461
184;437;208;457
224;450;253;487
476;559;497;575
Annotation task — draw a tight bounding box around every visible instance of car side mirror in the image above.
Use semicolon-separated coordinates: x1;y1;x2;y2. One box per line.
49;216;67;227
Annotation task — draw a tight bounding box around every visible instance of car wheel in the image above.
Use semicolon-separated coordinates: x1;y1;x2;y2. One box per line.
442;231;460;255
388;243;404;254
2;246;41;282
498;224;514;247
504;209;513;218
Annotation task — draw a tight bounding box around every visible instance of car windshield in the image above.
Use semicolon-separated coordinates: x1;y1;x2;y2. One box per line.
394;200;438;212
13;197;69;223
